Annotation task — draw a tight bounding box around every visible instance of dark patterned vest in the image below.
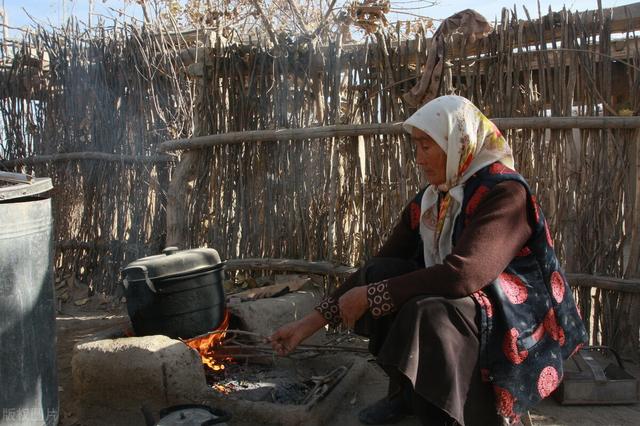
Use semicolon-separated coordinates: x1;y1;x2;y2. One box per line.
408;163;588;421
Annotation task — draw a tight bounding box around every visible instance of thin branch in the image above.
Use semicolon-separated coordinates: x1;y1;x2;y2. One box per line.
249;0;279;46
1;152;174;167
285;0;311;35
312;0;339;38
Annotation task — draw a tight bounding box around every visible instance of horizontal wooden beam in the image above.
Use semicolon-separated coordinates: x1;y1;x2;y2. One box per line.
52;245;640;293
224;258;357;277
1;152;174;167
159;116;640;152
566;273;640;293
159;123;404;151
609;1;640;33
56;240;149;251
459;39;636;76
223;259;640;293
493;116;640;130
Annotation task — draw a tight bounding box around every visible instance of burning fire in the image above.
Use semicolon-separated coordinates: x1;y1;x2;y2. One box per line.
184;310;231;372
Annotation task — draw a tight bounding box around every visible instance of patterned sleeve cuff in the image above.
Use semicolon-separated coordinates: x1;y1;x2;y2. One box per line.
315;296;342;327
367;280;396;318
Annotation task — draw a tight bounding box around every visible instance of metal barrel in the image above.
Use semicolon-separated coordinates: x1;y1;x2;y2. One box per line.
0;177;57;426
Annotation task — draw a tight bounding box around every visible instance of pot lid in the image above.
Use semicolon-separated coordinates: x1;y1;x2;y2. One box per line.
156;405;230;426
156;407;224;426
122;247;223;282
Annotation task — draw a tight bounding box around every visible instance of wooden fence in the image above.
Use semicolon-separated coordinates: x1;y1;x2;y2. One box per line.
0;22;192;288
1;3;639;359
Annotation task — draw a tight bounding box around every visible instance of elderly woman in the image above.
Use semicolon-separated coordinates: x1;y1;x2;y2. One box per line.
270;96;587;425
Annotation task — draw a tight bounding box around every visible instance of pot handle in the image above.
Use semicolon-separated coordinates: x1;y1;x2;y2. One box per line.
122;265;157;293
162;246;179;255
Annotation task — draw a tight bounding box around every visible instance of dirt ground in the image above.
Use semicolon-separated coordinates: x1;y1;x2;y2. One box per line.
56;309;640;426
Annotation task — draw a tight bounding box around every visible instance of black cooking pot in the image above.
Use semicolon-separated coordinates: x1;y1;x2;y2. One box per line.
122;247;225;339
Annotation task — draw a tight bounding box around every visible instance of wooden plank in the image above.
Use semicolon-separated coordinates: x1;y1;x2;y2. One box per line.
351;4;640;70
610;1;640;32
159;117;640;152
504;2;640;50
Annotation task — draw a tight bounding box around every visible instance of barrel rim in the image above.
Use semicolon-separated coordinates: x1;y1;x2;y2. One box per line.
0;177;53;201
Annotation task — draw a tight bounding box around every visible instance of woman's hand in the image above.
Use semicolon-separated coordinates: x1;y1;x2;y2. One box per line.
269;321;305;356
338;286;369;329
269;310;326;356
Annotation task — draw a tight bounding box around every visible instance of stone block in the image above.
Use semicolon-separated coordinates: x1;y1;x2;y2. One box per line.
72;335;208;412
228;289;325;342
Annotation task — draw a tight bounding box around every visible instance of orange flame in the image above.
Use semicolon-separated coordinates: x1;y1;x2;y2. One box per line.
184;310;231;372
213;384;231;394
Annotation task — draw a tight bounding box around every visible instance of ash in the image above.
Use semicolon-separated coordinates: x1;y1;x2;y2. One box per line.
206;362;318;405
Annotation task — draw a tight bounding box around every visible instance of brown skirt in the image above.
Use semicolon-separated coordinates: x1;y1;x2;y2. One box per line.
354;258;501;426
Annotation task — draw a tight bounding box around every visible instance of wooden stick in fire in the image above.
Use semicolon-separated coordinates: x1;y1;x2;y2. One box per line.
185;328;369;354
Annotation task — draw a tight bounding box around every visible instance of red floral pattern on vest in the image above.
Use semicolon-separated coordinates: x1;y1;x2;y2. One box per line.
498;273;528;304
502;328;528;364
493;385;516;418
543;308;566;346
452;163;588;422
550;271;565;303
537;366;560;398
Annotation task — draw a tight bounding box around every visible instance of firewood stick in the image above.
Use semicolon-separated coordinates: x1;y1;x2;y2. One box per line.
186;328;269;342
205;345;369;357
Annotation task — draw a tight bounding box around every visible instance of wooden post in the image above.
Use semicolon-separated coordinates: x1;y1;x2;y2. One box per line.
165;31;212;248
165;151;198;248
326;33;343;261
615;129;640;361
625;129;640;278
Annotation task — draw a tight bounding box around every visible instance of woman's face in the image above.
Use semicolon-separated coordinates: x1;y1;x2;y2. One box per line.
412;128;447;186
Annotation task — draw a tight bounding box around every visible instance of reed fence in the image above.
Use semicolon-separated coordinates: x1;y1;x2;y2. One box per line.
1;3;639;359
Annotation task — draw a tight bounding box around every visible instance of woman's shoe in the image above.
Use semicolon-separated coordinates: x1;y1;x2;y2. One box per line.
358;390;413;425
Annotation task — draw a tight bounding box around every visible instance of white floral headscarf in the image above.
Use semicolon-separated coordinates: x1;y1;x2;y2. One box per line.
403;95;515;266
